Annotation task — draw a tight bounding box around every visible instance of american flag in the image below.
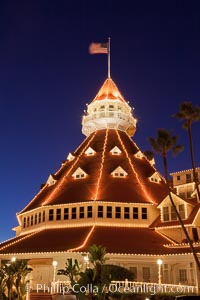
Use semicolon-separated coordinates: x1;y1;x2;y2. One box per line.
89;42;108;54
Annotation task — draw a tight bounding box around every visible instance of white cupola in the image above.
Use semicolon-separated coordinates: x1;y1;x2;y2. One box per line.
82;78;137;137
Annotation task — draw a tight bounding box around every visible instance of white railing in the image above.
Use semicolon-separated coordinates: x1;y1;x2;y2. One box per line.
83;111;136;126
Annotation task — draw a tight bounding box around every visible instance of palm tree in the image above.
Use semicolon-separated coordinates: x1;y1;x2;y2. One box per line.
88;244;107;266
1;260;32;300
2;263;16;300
148;128;200;272
0;269;6;300
87;245;108;300
173;101;200;200
57;258;80;288
13;260;32;300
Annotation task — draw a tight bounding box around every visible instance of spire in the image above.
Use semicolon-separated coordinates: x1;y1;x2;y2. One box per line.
92;78;126;102
82;78;137;137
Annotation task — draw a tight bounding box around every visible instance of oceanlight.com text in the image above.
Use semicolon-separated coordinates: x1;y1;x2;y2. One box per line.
36;283;195;295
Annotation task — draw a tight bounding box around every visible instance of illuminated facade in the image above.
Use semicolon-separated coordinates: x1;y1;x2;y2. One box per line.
0;77;200;290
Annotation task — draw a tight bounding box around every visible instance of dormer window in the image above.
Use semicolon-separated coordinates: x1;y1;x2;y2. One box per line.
72;167;87;179
110;146;122;155
111;166;127;178
162;204;186;222
85;147;96;156
134;150;144;159
46;174;57;186
148;172;161;183
67;153;75;161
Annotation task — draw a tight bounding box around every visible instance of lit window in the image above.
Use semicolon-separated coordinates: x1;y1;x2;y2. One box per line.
107;206;112;218
85;147;96;156
64;208;69;220
115;207;121;219
179;269;187;283
179;204;185;219
109;104;114;110
124;207;130;219
56;208;61;220
72;167;87;179
46;174;57;186
38;212;41;223
79;207;84;219
42;211;45;222
49;209;54;221
111;166;127;178
87;206;92;218
142;207;147;219
148;172;161;183
163;207;169;221
98;206;103;218
110;146;122;155
134;150;144;159
186;173;192;183
171;206;177;221
133;207;138;219
72;207;76;219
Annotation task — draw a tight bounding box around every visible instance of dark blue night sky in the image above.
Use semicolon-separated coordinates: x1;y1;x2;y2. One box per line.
0;0;200;241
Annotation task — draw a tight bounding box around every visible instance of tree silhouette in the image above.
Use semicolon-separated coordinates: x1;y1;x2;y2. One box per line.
173;101;200;201
148;128;200;272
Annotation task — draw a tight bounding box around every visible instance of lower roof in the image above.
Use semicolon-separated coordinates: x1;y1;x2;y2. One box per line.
0;226;199;256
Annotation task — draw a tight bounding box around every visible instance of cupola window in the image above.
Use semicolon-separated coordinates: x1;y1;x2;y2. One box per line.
111;166;127;177
72;167;87;179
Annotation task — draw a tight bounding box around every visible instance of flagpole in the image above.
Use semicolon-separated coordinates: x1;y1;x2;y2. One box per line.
108;37;111;78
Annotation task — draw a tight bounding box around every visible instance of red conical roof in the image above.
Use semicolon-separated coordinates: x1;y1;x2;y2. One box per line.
20;129;167;213
92;78;126;102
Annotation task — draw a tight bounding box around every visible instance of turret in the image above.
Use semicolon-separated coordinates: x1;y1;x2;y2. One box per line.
82;78;137;137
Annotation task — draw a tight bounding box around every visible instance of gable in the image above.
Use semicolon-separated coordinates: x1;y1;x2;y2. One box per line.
111;166;128;177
